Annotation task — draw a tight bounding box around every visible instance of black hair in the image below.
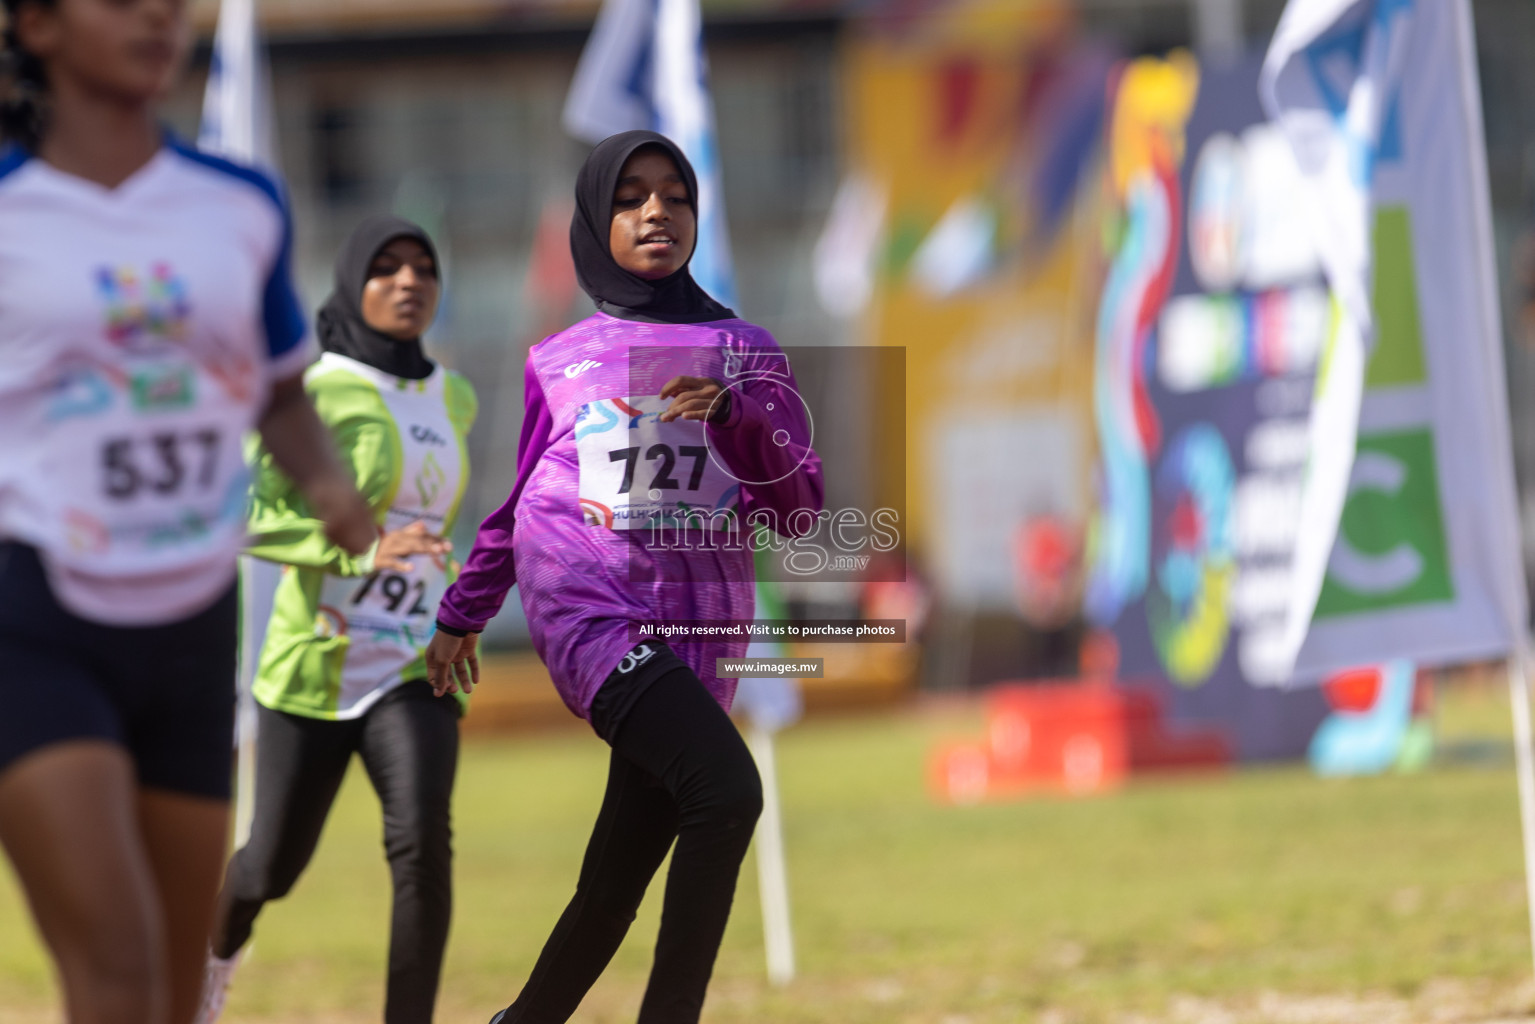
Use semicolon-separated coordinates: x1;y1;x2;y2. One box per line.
1;0;50;151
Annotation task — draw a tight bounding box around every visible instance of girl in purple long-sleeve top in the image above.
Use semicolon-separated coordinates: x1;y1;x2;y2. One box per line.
425;130;822;1024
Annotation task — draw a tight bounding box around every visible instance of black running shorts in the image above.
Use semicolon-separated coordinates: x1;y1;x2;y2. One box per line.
0;542;238;799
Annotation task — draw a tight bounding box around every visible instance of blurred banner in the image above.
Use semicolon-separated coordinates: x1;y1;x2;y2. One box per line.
1085;52;1329;760
1262;0;1526;678
837;0;1105;609
1307;660;1432;776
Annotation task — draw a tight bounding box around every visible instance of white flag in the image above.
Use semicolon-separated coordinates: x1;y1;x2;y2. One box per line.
907;195;998;298
564;0;736;307
1262;0;1526;679
813;173;887;319
198;0;275;168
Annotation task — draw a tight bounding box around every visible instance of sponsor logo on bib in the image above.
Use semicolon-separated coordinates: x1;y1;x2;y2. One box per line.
416;450;447;508
130;366;195;412
97;263;191;355
410;424;448;447
48;365;120;422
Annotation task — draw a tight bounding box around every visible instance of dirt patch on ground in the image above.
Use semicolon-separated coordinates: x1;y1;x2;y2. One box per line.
1104;979;1535;1024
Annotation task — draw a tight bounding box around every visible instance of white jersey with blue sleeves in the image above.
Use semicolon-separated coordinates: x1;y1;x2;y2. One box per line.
0;140;316;625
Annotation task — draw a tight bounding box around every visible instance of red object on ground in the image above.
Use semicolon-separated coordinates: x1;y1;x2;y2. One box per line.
928;681;1232;803
1323;666;1382;713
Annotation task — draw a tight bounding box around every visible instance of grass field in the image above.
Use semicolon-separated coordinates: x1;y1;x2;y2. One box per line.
3;680;1534;1023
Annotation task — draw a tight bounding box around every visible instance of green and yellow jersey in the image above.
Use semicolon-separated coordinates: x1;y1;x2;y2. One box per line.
245;351;476;719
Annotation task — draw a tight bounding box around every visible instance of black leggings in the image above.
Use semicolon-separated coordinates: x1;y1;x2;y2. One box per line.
214;680;459;1024
497;652;763;1024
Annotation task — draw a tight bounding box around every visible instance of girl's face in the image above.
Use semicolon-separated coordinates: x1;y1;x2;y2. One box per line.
16;0;190;108
361;238;440;341
608;146;696;280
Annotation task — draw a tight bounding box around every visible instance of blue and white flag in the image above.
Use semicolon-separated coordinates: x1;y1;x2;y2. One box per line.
1261;0;1525;679
198;0;275;168
564;0;737;308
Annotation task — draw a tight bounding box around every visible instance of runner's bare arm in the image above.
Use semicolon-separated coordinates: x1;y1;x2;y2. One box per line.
258;374;377;555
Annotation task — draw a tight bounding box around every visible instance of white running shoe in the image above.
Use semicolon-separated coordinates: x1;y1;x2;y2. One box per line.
194;948;243;1024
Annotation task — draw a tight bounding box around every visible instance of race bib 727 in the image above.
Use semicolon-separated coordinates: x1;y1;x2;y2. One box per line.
574;396;741;531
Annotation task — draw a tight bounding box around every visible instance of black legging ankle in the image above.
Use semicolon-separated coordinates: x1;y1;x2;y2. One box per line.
499;663;763;1024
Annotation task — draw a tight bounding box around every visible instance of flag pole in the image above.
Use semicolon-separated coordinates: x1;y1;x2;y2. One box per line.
201;0;277;851
748;723;795;985
1449;0;1535;982
233;557;264;847
1506;649;1535;979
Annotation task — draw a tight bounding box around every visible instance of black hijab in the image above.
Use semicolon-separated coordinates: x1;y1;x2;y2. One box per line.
318;215;439;380
570;130;735;325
